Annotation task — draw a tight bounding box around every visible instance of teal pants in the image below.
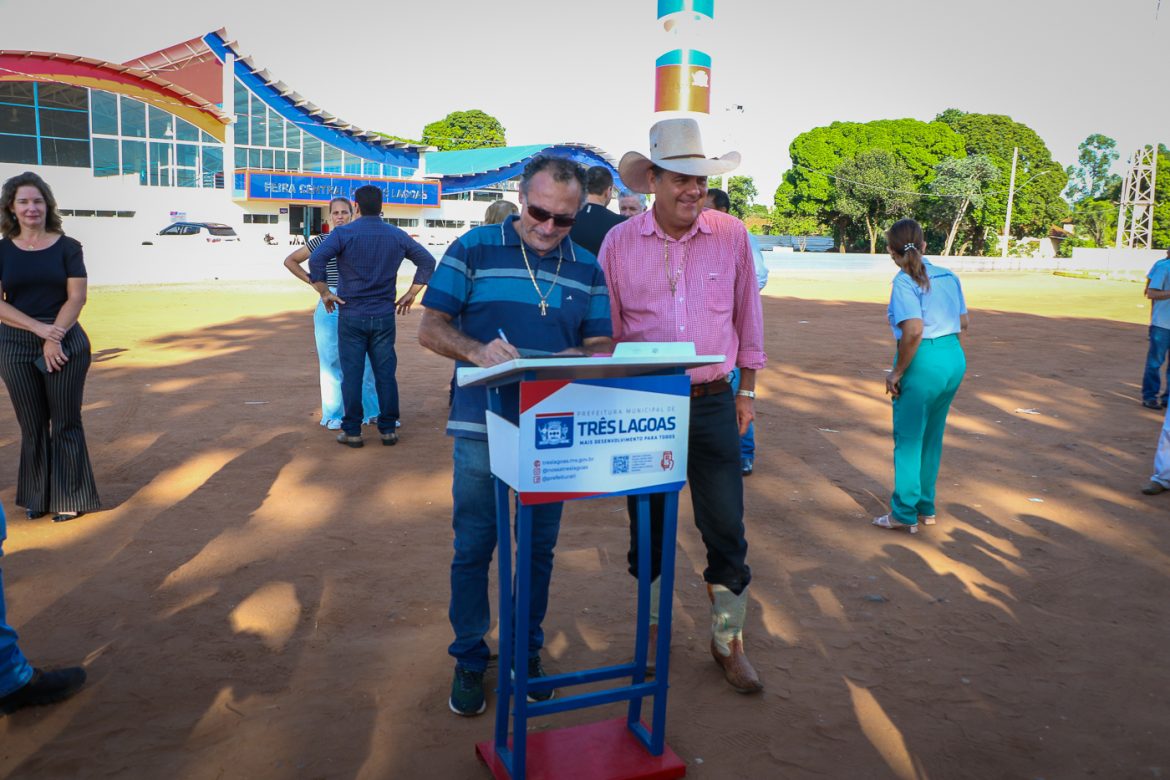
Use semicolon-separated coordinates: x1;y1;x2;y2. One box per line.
891;335;965;525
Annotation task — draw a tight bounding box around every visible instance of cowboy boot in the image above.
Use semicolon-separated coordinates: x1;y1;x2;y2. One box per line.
708;583;764;694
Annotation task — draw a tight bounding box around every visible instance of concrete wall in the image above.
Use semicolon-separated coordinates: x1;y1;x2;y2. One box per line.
10;164;437;285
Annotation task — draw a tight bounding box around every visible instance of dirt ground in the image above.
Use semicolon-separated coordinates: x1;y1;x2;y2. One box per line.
1;272;1168;779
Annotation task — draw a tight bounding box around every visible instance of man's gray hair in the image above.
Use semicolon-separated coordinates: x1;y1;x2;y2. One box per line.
519;155;587;208
618;190;647;207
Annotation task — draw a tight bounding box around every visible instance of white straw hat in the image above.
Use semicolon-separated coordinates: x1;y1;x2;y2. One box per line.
618;118;741;194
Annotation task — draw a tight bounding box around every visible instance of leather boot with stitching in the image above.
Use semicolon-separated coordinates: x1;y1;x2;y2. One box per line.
708;583;763;694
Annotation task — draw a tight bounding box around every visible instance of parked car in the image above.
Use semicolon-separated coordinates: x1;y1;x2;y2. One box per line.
143;222;240;245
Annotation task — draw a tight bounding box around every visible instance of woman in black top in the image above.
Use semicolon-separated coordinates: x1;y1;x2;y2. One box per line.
0;172;99;522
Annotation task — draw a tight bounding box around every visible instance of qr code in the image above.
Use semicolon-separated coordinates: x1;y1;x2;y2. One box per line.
612;456;629;474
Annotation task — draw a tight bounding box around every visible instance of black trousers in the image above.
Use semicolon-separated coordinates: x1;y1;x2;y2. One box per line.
0;323;100;514
627;390;751;594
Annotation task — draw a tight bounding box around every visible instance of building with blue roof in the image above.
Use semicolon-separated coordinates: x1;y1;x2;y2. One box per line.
0;28;622;252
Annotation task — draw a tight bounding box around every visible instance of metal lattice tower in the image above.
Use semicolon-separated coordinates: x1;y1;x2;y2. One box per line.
1116;145;1158;249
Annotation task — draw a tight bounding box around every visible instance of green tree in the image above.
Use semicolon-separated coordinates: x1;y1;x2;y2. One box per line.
772;118;965;251
928;155;999;256
833;149;917;253
1070;198;1116;248
726;175;758;219
935;110;1068;253
421;109;506;151
373;131;422;145
1153;144;1170;249
1065;134;1121;202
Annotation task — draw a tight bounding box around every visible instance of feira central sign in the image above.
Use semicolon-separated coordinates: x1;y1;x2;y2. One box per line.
237;170;441;206
486;375;691;505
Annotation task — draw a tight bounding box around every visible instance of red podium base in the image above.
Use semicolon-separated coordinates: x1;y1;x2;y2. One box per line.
475;717;687;780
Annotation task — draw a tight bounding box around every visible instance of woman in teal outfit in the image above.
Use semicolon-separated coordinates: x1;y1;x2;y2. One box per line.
873;219;968;534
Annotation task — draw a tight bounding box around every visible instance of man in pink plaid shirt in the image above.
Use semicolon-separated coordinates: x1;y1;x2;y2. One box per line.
599;118;767;693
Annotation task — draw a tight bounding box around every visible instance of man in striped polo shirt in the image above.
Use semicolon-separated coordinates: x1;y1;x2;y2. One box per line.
418;156;613;717
600;118;767;694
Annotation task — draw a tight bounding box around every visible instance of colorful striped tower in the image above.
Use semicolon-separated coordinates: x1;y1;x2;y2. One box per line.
654;0;714;114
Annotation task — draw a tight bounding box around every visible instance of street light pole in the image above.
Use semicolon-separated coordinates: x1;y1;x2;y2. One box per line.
1001;146;1019;259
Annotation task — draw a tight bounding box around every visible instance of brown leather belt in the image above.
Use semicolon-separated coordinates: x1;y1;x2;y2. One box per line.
690;378;731;398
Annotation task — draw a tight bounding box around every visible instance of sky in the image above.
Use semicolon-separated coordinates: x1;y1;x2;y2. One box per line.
1;0;1166;200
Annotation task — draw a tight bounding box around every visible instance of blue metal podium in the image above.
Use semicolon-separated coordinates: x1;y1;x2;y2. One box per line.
458;346;722;780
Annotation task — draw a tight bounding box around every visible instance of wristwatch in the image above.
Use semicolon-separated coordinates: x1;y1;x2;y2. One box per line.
736;389;756;399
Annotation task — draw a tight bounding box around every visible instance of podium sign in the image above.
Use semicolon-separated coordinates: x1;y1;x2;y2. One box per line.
487;375;690;505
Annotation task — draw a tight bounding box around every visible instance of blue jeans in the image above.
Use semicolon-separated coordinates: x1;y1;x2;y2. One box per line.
1142;325;1170;404
314;291;379;426
448;437;563;673
337;314;398;435
0;502;34;697
728;368;755;458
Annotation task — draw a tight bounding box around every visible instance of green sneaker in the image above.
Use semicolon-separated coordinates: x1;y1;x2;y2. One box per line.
449;666;486;716
525;656;555;703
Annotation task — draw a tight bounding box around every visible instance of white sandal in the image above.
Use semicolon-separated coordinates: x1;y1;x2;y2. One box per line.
918;514;936;525
872;514;918;534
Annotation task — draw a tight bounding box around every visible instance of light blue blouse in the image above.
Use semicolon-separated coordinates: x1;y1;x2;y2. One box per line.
1147;257;1170;329
887;260;967;340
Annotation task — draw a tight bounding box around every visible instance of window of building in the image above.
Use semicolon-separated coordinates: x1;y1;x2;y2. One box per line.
41;138;89;167
0;82;90;168
442;192;470;201
384;217;419;228
92;138;119;177
267;107;284;148
0;135;37;164
120;96;146;137
243;214;279;224
234;84;250;145
473;190;502;202
175;118;199;142
202;146;223;187
148;106;172;139
426;219;465;229
286;124;301;151
38;84;86;111
0;83;34;105
287;151;300;171
249;95;265;149
90;91;118;135
149;142;172;186
0;104;35;136
344;153;361;175
303;135;322;172
323;144;342;173
39;108;88;140
121;140;147;184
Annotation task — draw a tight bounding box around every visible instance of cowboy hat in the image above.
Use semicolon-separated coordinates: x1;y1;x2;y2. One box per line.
618;118;741;194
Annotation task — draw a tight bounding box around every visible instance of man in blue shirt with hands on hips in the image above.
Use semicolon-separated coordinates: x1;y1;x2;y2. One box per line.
310;185;435;447
1141;248;1170;410
418;156;612;717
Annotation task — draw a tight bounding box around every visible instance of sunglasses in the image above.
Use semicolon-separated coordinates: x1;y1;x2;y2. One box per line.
526;204;576;228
